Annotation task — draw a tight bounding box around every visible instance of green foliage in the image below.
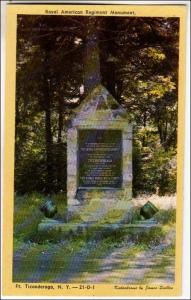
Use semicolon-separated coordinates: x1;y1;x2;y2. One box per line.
154;209;176;224
69;213;83;223
14;193;176;250
14;193;67;242
133;127;176;196
41;192;68;222
31;228;64;244
130;227;166;247
99;209;127;224
162;241;175;256
15;16;178;195
15;155;46;194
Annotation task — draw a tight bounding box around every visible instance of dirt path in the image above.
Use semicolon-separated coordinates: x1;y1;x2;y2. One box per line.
85;230;175;284
74;244;175;284
13;230;175;284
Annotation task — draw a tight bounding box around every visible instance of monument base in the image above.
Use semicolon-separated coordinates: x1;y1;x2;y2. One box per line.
38;218;160;240
67;196;133;223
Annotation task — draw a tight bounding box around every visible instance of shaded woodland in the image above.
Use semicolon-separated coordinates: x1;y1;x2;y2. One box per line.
15;16;179;195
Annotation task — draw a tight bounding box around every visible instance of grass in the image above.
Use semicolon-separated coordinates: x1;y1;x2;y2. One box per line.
14;192;67;242
13;193;176;283
129;227;166;247
153;208;176;224
132;194;176;210
13;237;25;251
39;239;87;282
75;239;136;278
14;193;44;242
136;253;175;285
99;209;128;224
13;242;53;282
161;241;175;256
13;192;176;244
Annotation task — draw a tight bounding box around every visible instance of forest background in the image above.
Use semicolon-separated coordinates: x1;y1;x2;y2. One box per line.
15;16;179;197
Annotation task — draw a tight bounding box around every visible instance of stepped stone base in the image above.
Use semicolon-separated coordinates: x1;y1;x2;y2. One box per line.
38;218;160;240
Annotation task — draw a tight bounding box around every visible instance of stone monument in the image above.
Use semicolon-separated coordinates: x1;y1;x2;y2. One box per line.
67;88;132;222
67;21;132;222
38;21;159;234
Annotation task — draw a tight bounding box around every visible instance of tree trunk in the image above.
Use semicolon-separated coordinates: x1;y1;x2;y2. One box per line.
105;62;116;98
56;99;64;191
45;104;53;193
43;50;54;193
142;112;147;147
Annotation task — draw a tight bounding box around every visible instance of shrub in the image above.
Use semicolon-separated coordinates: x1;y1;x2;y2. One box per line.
133;128;177;196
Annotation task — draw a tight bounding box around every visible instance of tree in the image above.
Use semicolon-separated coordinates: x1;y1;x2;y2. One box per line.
15;15;179;195
16;15;84;193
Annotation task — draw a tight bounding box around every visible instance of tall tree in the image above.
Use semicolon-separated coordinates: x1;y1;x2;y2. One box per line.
15;15;179;195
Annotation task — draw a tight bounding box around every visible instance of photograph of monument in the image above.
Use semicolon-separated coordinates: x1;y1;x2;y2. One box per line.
13;14;178;286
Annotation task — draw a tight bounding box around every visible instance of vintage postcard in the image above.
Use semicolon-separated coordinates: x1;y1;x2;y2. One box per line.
2;1;188;298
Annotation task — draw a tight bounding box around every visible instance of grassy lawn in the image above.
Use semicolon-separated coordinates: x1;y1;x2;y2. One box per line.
13;193;176;283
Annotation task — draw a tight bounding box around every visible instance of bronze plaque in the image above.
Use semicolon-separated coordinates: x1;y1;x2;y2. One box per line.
78;129;122;188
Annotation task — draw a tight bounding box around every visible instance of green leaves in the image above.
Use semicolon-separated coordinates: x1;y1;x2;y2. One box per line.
133;127;177;196
137;75;176;99
15;16;178;195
